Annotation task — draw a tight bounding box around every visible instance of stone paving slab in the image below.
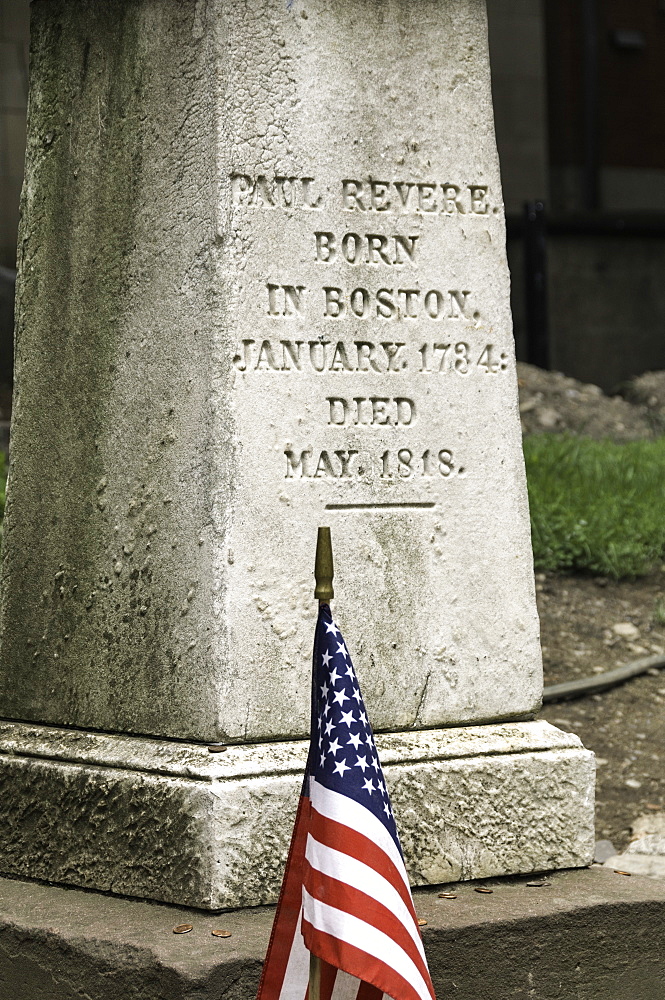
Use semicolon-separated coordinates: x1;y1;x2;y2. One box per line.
1;866;664;1000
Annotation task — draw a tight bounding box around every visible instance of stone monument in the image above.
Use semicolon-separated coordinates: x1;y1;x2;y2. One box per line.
0;0;594;909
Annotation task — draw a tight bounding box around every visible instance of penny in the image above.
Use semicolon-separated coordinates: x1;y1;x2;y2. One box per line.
437;892;457;899
173;923;193;934
417;918;428;926
211;929;232;938
208;744;227;753
614;870;632;876
474;887;493;894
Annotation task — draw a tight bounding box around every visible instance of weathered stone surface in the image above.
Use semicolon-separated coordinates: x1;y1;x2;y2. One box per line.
0;0;541;744
0;720;594;908
2;866;665;1000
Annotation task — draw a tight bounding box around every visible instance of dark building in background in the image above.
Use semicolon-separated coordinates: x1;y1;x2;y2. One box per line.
490;0;665;391
1;0;665;421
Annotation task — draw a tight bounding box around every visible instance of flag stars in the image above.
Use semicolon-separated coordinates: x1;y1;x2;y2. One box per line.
328;737;342;756
344;664;354;678
347;732;362;749
324;719;335;737
333;689;350;707
383;801;391;817
362;778;375;795
325;621;340;637
320;681;330;699
329;667;341;685
340;709;356;727
354;755;369;773
321;650;332;668
336;642;348;659
333;759;351;777
351;687;362;703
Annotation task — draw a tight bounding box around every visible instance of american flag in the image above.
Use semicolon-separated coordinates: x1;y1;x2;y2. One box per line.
257;603;436;1000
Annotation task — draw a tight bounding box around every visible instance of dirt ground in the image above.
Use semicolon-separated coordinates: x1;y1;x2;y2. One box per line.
517;363;665;852
535;570;665;850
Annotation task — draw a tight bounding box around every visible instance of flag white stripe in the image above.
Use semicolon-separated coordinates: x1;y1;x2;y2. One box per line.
305;835;426;963
310;780;410;893
278;908;309;1000
330;969;362;1000
303;888;433;1000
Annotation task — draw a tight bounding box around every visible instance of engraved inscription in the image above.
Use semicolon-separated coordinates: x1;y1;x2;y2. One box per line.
283;447;462;480
322;287;474;320
230;168;509;489
327;397;416;426
231;173;323;210
314;232;419;265
232;339;508;374
341;179;490;215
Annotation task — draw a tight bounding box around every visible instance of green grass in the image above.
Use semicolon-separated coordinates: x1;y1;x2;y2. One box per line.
524;435;665;579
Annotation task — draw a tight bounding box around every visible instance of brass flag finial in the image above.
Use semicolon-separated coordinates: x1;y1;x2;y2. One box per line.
314;526;334;603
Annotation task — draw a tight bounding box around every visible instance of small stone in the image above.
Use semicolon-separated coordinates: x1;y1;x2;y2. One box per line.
625;778;642;789
537;407;561;429
173;923;193;934
526;880;551;887
208;743;227;753
612;622;640;639
417;918;428;926
595;577;609;588
211;929;232;938
474;887;493;894
593;839;616;863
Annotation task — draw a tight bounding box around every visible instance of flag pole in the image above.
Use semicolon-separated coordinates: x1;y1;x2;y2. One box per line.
310;526;334;1000
314;526;334;605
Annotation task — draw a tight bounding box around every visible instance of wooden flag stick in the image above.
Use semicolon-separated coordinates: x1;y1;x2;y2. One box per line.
309;952;321;1000
314;526;334;604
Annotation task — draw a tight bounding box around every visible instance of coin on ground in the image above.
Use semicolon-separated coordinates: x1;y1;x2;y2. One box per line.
173;924;193;934
614;870;632;876
438;892;457;899
212;929;232;938
208;744;227;753
526;881;551;887
474;887;493;894
417;918;427;926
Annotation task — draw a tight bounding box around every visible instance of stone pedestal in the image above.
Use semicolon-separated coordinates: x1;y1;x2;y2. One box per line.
0;0;594;908
0;719;593;909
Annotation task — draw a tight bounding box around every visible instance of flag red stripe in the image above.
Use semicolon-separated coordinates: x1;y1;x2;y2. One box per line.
303;860;433;994
302;921;427;1000
309;806;420;931
256;794;310;1000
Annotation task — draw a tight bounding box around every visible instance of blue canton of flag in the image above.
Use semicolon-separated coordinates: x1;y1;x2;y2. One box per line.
310;608;400;846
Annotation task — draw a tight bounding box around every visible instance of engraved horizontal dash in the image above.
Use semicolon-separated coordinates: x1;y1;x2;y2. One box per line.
324;502;436;510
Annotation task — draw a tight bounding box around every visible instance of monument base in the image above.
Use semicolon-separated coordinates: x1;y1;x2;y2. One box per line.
0;719;594;910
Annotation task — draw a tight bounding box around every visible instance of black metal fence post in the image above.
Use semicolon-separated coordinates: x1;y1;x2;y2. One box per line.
524;200;549;370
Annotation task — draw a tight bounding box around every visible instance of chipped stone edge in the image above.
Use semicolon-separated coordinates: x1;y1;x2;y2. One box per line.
0;718;581;781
